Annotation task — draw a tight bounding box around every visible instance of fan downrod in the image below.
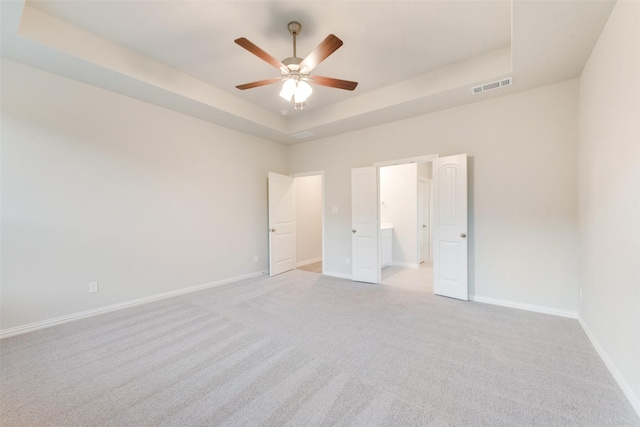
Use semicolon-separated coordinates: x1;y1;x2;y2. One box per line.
287;21;302;58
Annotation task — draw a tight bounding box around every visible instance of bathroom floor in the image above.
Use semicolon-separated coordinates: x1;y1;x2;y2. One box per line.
297;261;433;293
381;262;433;293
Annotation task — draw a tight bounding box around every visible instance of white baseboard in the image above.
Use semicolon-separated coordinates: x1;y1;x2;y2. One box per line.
469;295;578;319
323;271;352;280
296;257;322;267
391;262;420;268
578;315;640;418
0;270;268;339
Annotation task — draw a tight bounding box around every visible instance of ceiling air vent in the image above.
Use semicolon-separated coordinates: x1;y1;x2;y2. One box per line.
472;77;512;95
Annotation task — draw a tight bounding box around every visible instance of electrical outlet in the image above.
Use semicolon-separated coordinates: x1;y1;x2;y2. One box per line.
254;255;259;263
88;281;99;293
345;257;350;265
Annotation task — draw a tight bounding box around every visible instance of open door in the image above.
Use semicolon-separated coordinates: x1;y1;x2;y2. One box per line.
351;167;379;283
268;172;295;276
432;154;468;300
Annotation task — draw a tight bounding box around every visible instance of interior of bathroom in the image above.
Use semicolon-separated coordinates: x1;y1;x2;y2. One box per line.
379;162;433;290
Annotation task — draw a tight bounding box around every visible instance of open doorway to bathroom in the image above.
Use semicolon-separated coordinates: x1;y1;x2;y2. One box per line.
379;162;433;292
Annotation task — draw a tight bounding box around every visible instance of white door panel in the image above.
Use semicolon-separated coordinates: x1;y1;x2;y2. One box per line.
432;154;468;300
351;167;379;283
268;172;295;276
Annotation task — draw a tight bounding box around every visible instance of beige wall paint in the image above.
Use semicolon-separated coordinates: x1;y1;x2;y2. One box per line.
288;79;579;313
578;0;640;410
1;59;287;330
294;175;322;264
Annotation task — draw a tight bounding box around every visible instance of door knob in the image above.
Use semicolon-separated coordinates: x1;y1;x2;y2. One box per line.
422;224;427;228
460;233;466;238
270;228;276;232
352;229;356;233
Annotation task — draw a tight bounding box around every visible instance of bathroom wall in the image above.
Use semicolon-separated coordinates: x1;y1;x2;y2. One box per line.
379;163;418;267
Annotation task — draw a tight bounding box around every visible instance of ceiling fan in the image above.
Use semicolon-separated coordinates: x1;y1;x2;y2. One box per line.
234;21;358;110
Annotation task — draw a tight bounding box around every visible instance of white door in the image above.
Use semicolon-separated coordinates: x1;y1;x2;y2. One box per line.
268;172;296;276
432;154;468;300
351;167;379;283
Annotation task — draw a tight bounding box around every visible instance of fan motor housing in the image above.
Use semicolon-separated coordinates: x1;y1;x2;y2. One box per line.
281;57;309;79
282;57;302;67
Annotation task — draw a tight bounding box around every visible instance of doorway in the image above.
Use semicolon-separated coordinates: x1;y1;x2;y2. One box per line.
350;154;468;300
267;171;324;276
293;173;324;274
378;162;433;292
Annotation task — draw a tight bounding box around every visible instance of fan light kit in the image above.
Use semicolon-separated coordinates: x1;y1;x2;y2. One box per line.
235;21;358;111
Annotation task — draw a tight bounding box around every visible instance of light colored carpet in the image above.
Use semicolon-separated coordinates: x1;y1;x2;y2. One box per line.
1;270;638;426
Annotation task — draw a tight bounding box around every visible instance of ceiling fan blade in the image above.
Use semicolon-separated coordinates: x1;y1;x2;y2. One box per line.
308;75;358;91
236;78;282;90
299;34;343;72
235;38;287;71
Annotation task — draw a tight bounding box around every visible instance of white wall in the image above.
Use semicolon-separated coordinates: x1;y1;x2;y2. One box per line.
0;59;287;331
288;79;579;313
294;175;322;265
380;163;418;267
578;0;640;412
